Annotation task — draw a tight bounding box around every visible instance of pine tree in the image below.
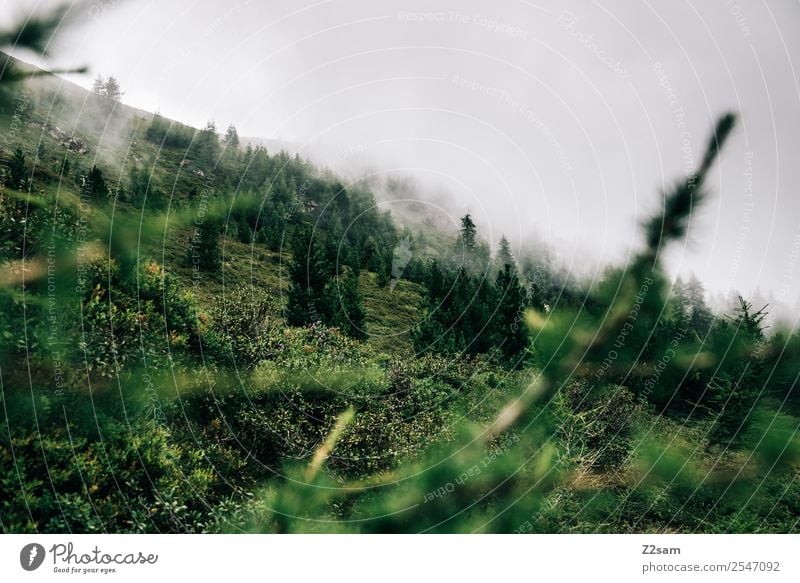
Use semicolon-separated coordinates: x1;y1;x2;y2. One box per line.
91;74;105;96
670;276;689;324
730;295;768;342
706;297;769;446
194;120;221;166
452;213;482;272
104;76;122;101
324;266;367;339
223;124;240;151
286;226;332;326
361;235;385;275
414;263;497;355
8;147;27;188
84;165;107;199
145;112;165;142
127;166;150;204
496;235;514;271
194;218;222;271
459;213;477;249
493;263;528;359
425;260;446;300
686;273;713;337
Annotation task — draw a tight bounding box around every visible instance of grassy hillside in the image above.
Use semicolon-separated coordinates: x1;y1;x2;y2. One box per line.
1;50;425;353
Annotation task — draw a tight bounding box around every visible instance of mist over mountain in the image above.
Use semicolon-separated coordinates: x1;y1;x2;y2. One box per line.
23;0;797;305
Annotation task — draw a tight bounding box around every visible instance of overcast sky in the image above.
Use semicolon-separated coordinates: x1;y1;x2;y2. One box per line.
5;0;800;304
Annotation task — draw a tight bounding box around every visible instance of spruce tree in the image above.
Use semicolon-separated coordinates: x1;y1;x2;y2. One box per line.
223;124;241;163
104;76;122;101
223;124;240;150
324;266;367;339
127;166;150;204
286;226;332;326
84;165;107;199
188;120;221;167
706;297;768;446
91;74;105;96
493;263;528;359
686;273;713;337
8;147;26;188
496;235;514;270
669;276;689;324
195;218;222;271
459;213;477;249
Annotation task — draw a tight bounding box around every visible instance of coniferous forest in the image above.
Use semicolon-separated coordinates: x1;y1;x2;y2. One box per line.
1;5;800;536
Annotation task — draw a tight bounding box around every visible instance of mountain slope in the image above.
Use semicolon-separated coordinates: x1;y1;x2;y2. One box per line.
1;50;425;354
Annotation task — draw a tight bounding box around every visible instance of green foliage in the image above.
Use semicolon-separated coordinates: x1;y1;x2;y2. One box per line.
145;113;194;150
223;124;240;152
190;218;222;271
194;120;221;167
556;382;642;471
459;213;476;249
324;266;367;340
493;263;529;360
286;225;333;326
82;165;107;200
64;259;200;378
0;389;224;533
643;113;736;254
285;226;367;339
413;264;493;355
703;297;769;446
495;235;514;272
7;146;27;188
203;285;276;369
126;165;153;205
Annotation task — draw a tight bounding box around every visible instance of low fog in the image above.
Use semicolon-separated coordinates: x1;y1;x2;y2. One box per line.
5;0;800;314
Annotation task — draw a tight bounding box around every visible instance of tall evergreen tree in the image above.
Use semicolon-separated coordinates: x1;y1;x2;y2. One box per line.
452;213;487;273
496;235;515;271
669;276;689;324
223;124;240;149
686;273;713;337
83;165;107;199
286;226;332;327
729;295;768;342
493;263;528;359
223;124;240;163
194;218;222;271
127;166;151;204
459;213;477;249
104;76;122;101
706;297;769;446
425;259;446;300
91;74;105;95
194;120;221;166
324;266;367;339
7;147;27;189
